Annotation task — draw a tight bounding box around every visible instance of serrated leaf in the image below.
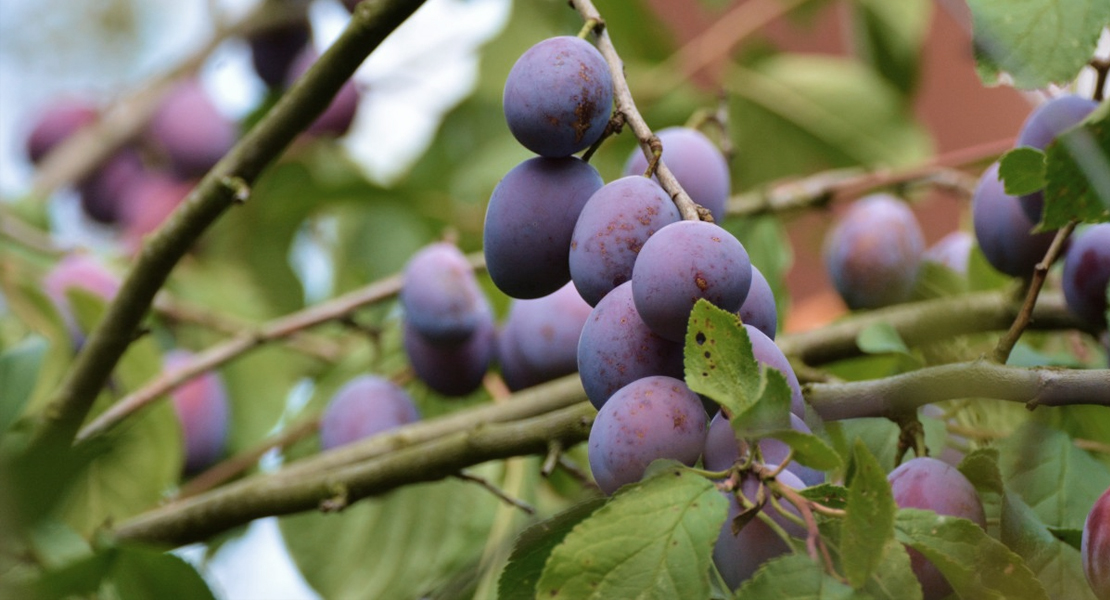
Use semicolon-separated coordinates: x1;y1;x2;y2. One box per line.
731;368;793;437
685;300;761;417
281;477;498;600
1043;109;1110;229
764;430;843;472
800;484;849;511
842;440;896;588
862;539;923;600
536;468;728;600
108;545;216;600
1045;526;1083;551
1001;493;1097;600
999;147;1047;196
0;336;48;432
895;508;1049;600
1000;421;1110;530
967;0;1110;89
734;554;870;599
856;322;910;356
498;497;608;600
958;448;1005;497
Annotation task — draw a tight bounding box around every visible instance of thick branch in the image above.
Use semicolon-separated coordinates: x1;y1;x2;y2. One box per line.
36;0;428;446
571;0;703;221
776;290;1091;367
113;397;594;546
806;361;1110;421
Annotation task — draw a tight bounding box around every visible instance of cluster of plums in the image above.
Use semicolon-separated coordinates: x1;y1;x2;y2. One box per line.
821;95;1109;333
25;4;361;244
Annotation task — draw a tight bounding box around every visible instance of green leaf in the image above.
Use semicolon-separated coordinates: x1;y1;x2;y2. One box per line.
895;508;1049;599
734;554;870;599
731;368;794;436
967;0;1110;88
536;468;728;600
764;429;843;472
0;336;48;432
107;545;216;600
1000;421;1110;530
498;498;607;600
958;448;1005;497
842;440;896;588
800;484;849;511
684;299;761;416
999;147;1048;196
856;322;910;356
1045;526;1083;551
281;477;498;600
1043;108;1110;229
862;539;923;600
849;0;932;96
1001;493;1098;600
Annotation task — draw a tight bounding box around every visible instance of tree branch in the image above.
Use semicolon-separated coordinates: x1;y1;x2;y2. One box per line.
570;0;704;221
34;0;429;447
776;290;1091;367
806;361;1110;421
112;396;594;546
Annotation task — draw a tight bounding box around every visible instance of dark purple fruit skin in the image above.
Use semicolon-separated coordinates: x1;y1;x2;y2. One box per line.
623;127;731;222
923;231;973;276
403;318;494;397
569;176;681;306
401;242;489;344
577;282;684;410
632;220;752;342
498;283;591;391
249;17;311;89
972;162;1056;278
1084;486;1110;599
484;156;604;299
1016;95;1099;223
1062;224;1110;329
286;49;360;136
148;80;237;178
503;36;613;158
738;266;777;340
745;324;805;418
713;468;806;590
703;412;823;486
587;376;707;495
77;149;146;224
319;375;420;451
26;100;97;164
164;350;230;474
889;457;987;600
824;194;924;310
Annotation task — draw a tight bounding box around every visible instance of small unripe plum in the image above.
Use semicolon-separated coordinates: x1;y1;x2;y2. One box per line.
164;351;230;473
319;375;420;451
25;99;98;164
623;127;731;222
889;457;986;600
148;79;237;177
1084;486;1110;599
824;194;924;310
713;468;806;589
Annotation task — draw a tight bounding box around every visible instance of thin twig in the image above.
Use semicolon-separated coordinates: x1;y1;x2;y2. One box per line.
992;220;1077;363
570;0;703;221
455;470;536;515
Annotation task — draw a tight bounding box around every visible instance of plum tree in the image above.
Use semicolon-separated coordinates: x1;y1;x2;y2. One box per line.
502;36;613;158
631;220;752;341
319;375;420;451
586;375;707;494
824;194;924;309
